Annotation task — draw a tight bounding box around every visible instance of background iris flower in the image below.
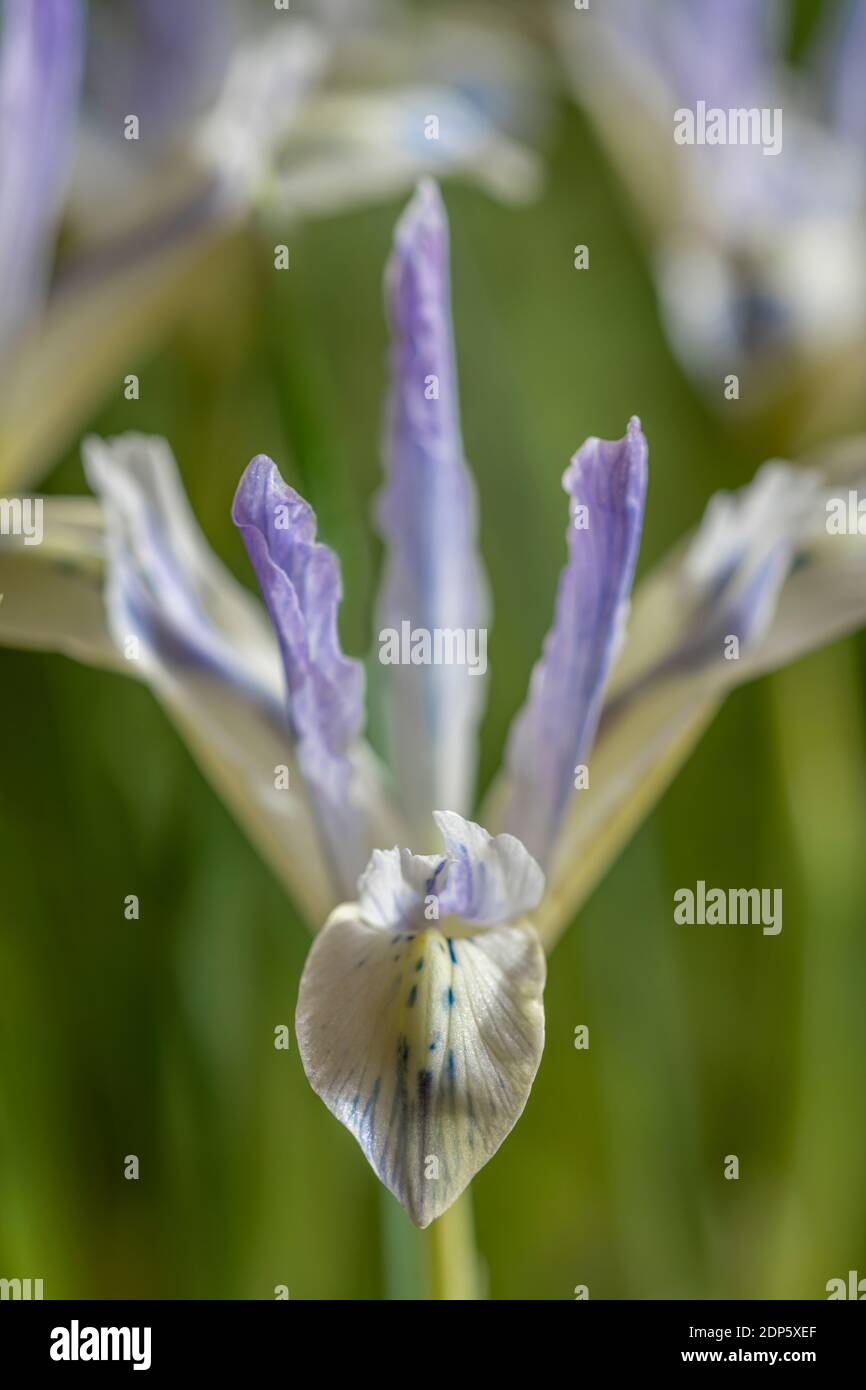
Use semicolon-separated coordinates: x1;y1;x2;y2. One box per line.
2;181;866;1259
0;0;547;493
558;0;866;442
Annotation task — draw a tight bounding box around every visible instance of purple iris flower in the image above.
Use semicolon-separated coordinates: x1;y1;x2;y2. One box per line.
2;181;866;1223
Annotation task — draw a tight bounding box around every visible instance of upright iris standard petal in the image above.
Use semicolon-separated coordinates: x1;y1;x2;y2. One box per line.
375;179;490;837
535;447;866;948
233;455;369;898
76;434;338;925
497;418;647;867
0;0;85;354
296;811;546;1226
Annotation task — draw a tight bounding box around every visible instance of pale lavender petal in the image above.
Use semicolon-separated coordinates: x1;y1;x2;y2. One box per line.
358;847;446;930
499;418;648;867
354;811;542;932
434;811;544;926
375;179;490;837
232;454;367;896
0;0;85;353
602;462;826;711
83;434;281;705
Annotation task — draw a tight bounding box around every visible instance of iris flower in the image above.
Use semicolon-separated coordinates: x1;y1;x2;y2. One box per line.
557;0;866;434
0;0;544;492
2;180;866;1227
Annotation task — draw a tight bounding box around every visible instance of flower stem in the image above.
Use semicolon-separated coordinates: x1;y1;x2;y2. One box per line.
427;1190;483;1300
379;1187;427;1300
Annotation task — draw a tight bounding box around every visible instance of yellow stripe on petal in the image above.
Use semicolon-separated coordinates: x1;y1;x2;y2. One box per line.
296;905;545;1227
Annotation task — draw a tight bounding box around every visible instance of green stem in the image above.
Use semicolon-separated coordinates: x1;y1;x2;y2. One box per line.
379;1187;427;1300
427;1190;483;1300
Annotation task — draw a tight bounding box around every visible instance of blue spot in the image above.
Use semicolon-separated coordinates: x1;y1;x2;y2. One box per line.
444;986;455;1008
447;938;458;964
415;958;425;972
425;859;447;894
407;984;417;1007
447;1049;456;1075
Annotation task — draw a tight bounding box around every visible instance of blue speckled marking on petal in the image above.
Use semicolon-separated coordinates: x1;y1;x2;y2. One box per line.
425;859;447;895
296;900;547;1228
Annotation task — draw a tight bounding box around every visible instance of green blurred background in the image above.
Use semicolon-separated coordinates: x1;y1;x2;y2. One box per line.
2;2;866;1300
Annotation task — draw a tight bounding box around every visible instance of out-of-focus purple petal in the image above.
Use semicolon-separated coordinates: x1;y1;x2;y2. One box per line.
828;0;866;148
233;454;368;896
87;0;233;152
671;462;822;665
0;0;85;353
499;418;648;868
598;0;775;111
375;179;490;838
